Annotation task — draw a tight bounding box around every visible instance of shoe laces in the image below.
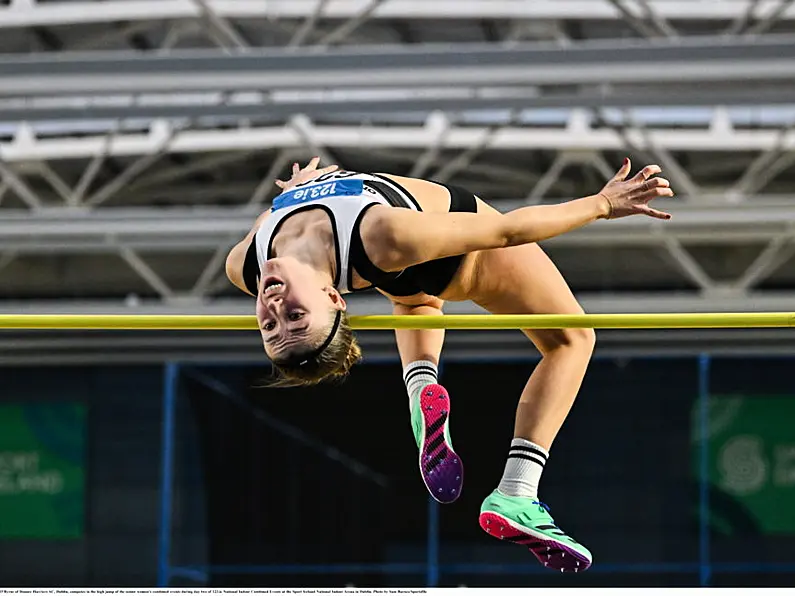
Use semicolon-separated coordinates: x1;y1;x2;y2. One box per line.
532;500;550;513
532;500;556;524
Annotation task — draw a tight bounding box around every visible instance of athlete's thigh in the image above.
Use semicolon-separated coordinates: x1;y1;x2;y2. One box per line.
472;241;587;354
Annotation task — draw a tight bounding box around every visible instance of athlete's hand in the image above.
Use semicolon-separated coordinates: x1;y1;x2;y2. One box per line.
275;157;339;192
597;158;674;220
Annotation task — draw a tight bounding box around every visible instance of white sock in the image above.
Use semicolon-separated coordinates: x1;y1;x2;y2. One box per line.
403;360;438;411
497;438;549;499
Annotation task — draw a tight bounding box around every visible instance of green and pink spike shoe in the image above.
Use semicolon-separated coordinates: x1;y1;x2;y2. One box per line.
479;490;592;572
410;384;464;504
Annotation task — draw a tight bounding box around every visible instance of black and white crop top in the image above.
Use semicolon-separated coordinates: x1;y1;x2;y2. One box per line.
241;170;478;298
241;171;421;296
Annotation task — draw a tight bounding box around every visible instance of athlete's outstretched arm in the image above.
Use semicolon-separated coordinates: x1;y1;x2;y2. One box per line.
368;159;673;272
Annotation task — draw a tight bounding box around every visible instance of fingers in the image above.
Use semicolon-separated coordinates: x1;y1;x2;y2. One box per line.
640;186;674;200
316;165;339;176
306;156;321;171
612;157;632;182
638;176;670;193
637;185;674;219
647;176;670;189
291;157;320;175
631;164;662;182
639;205;672;220
275;161;338;189
297;157;339;174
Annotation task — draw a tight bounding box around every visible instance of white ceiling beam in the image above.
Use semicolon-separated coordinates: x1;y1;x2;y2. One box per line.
3;122;795;162
84;124;178;207
6;106;795;136
365;147;542;188
660;237;716;291
69;128;116;206
745;0;795;34
288;0;332;48
127;151;254;193
626;121;702;198
635;0;680;38
316;0;387;47
0;161;43;209
190;0;250;52
526;153;571;203
118;247;174;298
732;235;795;290
2;38;794;97
246;150;295;206
432;116;515;183
726;0;762;34
190;241;236;297
12;89;795;126
1;201;795;253
4;63;794;98
34;162;73;204
605;0;666;39
2;1;795;29
409;112;451;179
288;114;339;169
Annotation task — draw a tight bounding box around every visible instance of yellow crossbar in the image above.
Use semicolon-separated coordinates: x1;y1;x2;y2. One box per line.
0;313;793;330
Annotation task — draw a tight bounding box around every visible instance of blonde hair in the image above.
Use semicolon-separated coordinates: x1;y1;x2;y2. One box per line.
267;310;362;387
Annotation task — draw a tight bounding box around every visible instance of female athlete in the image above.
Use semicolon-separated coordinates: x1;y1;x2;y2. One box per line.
225;157;674;573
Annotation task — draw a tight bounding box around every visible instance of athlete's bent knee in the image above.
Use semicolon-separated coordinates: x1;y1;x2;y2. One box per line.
573;327;597;355
537;326;596;357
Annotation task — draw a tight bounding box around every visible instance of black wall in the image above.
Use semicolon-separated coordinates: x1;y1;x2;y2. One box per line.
0;357;793;587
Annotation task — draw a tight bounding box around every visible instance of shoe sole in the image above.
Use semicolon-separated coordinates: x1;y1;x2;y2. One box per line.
418;384;463;504
479;511;592;572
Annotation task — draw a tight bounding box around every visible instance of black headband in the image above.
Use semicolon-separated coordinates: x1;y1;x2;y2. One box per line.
278;310;343;368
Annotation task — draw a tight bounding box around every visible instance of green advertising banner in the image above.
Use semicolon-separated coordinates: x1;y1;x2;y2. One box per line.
693;395;795;535
0;403;85;538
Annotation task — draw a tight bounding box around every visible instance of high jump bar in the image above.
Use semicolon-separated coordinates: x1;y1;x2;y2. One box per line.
0;313;794;330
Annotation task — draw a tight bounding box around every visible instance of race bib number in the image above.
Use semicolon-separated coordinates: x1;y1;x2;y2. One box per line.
272;179;364;211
